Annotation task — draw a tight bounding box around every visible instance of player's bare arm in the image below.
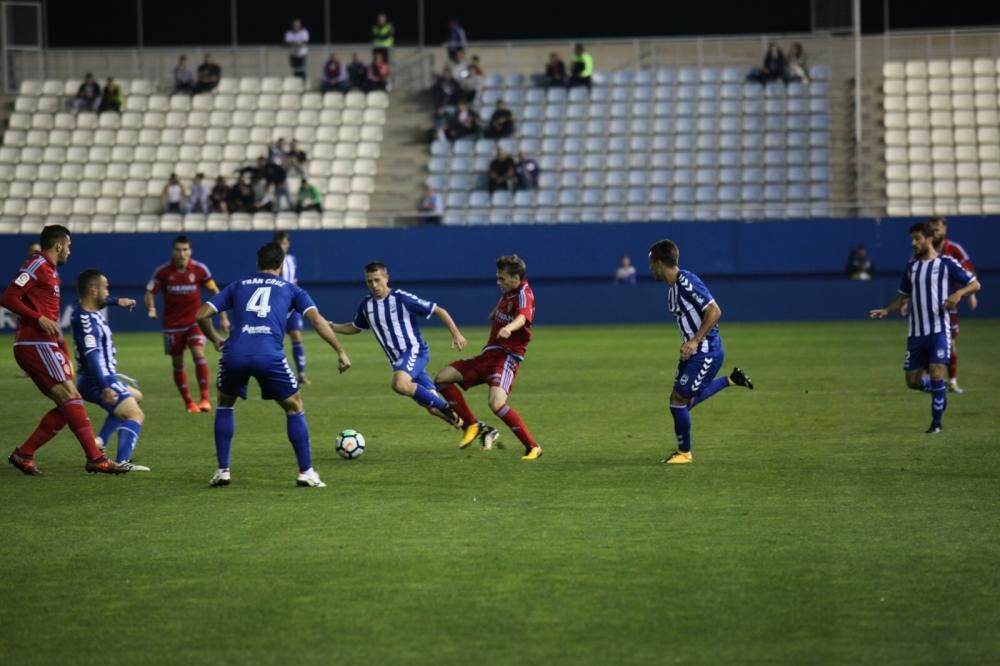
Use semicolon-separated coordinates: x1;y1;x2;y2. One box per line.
327;321;362;335
204;279;231;332
432;306;466;350
498;314;527;339
681;301;722;360
944;278;981;309
870;293;910;319
196;302;225;351
306;309;351;373
144;290;157;319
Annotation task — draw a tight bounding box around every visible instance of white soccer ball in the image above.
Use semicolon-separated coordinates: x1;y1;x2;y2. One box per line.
336;429;366;459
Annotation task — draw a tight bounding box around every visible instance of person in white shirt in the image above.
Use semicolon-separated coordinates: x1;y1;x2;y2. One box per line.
161;173;187;214
284;19;310;81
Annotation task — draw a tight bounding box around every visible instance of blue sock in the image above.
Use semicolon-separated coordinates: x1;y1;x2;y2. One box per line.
292;341;306;376
930;379;947;427
98;414;122;444
669;403;692;452
690;376;730;409
115;419;142;463
214;406;235;469
286;411;312;472
921;375;931;392
411;384;447;411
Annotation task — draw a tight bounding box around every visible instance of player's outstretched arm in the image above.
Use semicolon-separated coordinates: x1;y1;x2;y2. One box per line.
870;293;908;319
109;296;136;311
144;290;157;319
307;309;351;373
196;303;225;351
327;321;361;336
432;305;466;350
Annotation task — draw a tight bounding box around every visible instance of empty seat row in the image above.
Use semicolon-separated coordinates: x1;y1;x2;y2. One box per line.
1;141;381;165
18;76;375;97
0;211;372;235
883;59;1000;78
481;64;830;89
442;202;835;225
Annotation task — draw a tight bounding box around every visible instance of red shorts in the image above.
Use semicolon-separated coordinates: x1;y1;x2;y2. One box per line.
449;348;522;394
163;324;206;356
949;311;960;339
14;340;75;395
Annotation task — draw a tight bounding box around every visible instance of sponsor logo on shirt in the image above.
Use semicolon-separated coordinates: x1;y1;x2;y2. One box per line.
242;324;272;335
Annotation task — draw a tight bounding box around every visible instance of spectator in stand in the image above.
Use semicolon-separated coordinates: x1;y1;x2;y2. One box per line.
446;19;468;64
570;43;594;89
252;183;276;213
484;100;515;139
238;157;267;185
187;173;209;214
488;148;516;195
71;73;102;113
445;101;481;141
210;176;230;213
285;18;310;81
748;43;785;85
546;52;568;87
515;151;539;190
228;177;255;213
296;179;323;213
418;185;444;225
263;160;294;213
785;42;810;83
285;139;308;178
161;173;187;214
193;54;222;94
268;138;287;165
321;52;350;94
371;13;395;63
173;55;194;94
432;66;462;110
366;52;390;92
99;77;123;113
461;54;485;102
846;243;873;280
614;255;637;285
347;53;368;91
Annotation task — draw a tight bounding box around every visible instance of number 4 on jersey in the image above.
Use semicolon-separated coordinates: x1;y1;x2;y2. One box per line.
246;287;272;318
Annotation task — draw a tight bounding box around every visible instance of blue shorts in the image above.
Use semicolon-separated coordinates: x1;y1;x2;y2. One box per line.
78;375;132;414
392;349;435;392
905;332;951;371
673;345;725;399
218;354;299;401
287;311;304;332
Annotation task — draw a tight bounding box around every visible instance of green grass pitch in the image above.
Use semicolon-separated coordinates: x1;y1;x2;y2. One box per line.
1;320;998;665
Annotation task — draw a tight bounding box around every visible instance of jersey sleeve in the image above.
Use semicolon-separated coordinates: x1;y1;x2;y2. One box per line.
291;285;317;316
1;269;42;321
352;301;370;330
517;285;535;322
680;273;715;313
206;283;234;314
146;267;162;294
396;290;436;319
943;256;976;287
72;312;115;389
198;262;214;284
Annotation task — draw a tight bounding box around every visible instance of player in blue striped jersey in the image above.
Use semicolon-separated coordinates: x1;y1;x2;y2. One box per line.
71;269;148;470
196;242;352;488
274;232;310;384
329;261;482;438
648;239;754;464
869;222;980;433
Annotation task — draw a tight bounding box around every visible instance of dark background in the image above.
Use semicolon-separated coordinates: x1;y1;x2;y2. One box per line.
42;0;1000;48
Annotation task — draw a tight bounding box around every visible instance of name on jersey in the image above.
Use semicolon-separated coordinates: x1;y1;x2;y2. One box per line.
241;324;273;335
241;278;286;287
495;310;516;324
166;284;199;294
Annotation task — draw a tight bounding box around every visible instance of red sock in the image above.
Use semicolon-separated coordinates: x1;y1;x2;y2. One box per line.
194;357;210;401
493;404;539;449
173;357;193;403
18;408;67;456
59;398;103;460
436;383;477;425
949;350;958;381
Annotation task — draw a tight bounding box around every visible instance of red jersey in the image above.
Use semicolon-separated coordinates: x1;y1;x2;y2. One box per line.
485;280;535;359
1;253;62;344
147;259;215;330
939;239;975;273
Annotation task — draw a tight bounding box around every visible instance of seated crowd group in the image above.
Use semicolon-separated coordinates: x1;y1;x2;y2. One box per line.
159;138;322;215
70;73;125;113
747;42;811;85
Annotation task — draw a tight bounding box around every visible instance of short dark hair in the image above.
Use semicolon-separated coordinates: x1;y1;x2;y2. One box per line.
272;231;290;243
648;239;680;267
39;225;70;250
496;254;526;279
173;235;191;247
364;261;388;274
909;222;934;237
257;242;285;270
76;268;104;296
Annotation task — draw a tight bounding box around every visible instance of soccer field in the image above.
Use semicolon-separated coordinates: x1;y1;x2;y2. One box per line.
1;320;998;665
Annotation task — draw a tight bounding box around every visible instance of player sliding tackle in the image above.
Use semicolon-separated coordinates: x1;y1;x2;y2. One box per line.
328;262;495;441
196;242;351;488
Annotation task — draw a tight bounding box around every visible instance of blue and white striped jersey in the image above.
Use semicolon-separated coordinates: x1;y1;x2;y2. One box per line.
666;269;720;354
899;255;976;337
70;304;118;389
281;253;298;285
352;289;436;364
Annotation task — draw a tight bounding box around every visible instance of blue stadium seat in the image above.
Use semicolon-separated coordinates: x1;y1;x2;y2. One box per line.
489;210;512;225
651;154;672;169
693;100;712;117
628;136;648;153
589;87;609;102
696;152;718;168
582;189;603;206
606;170;627;186
428;157;448;173
672;170;694;186
518;138;540;154
520;121;542;138
469;191;491;207
809;83;828;99
656;68;677;84
425;173;447;189
808;98;827;115
673;116;695;134
627;170;647;186
583;171;604;188
809;131;830;147
511;211;534;224
563;136;584;153
672;186;695;203
654;86;675;101
742;133;763;150
566;106;587;121
523;105;544;121
537;189;557;207
583;153;604;170
450;156;472;172
810;64;830;81
698;83;719;100
763;184;785;201
635;69;654;85
696;185;717;203
557;209;581;223
764;134;785;149
700;68;720;84
675;101;696;116
653;117;672;134
627;187;647;204
609;102;630;118
453;140;474;155
719;168;740;184
718;133;740;150
741;150;763;167
787;132;807;149
743;83;763;98
674;135;695;151
650;187;670;204
764;99;784;115
677;85;697;101
604;188;626;205
498;138;517;154
719;100;741;116
673;152;694;169
611;87;630;102
786;82;805;98
608;137;628;154
741;167;762;184
608;119;629;135
787;98;807;114
504;89;524;104
719;185;739;202
540;138;561;154
764;116;784;132
538;173;558;189
568;87;589;103
491;190;512;207
534;209;556;223
525;88;545;104
742;98;763;115
764;83;785;98
787;149;807;165
787;167;808;183
547;87;568;103
431;140;451;156
446;191;469;208
484;73;504;88
473;156;491;173
538;155;559;171
652;136;672;152
810;115;831;131
632;102;652;117
787;115;808;131
559;171;577;188
513;190;536;206
612;70;634;85
475;139;495;156
695;169;715;185
764;166;784;182
653;100;672;117
630;118;651;134
584;137;606;154
721;83;742;100
504;73;526;87
448;173;474;190
810;202;832;217
810;148;830;165
542;120;564;136
721;67;745;83
634;86;653;102
545;104;566;120
481;89;503;106
697;117;718;133
696;134;717;151
787;183;808;201
741;184;762;201
718;150;740;168
586;119;607;135
809;165;831;182
678;68;699;84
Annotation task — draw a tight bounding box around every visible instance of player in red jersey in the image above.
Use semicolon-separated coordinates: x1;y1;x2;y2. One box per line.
434;254;543;460
1;225;129;475
930;217;978;393
144;235;229;413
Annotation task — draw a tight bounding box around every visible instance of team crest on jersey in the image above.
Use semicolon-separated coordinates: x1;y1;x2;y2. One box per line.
937;349;946;359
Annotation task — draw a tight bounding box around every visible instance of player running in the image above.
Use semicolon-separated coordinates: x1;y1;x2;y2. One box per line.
869;222;980;434
328;261;486;438
71;269;149;471
196;242;352;488
273;232;310;385
929;217;978;393
647;239;755;464
434;255;541;460
145;235;229;413
2;225;129;475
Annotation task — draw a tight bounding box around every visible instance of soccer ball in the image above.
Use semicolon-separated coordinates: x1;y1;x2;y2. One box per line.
335;429;366;459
